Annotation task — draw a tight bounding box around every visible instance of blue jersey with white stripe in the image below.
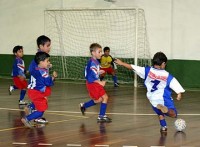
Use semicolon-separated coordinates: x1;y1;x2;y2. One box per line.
131;65;185;108
85;58;100;83
12;57;26;78
28;67;54;92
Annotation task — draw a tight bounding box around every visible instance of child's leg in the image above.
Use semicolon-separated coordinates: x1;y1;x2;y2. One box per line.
19;89;26;101
98;93;112;122
21;111;44;128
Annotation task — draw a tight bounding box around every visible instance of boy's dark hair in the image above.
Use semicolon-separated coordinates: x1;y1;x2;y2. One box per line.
34;52;50;65
103;46;110;52
37;35;51;48
152;52;167;66
13;45;23;54
89;43;102;53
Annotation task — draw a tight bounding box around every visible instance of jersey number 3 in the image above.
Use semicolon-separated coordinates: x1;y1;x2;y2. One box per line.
151;80;160;92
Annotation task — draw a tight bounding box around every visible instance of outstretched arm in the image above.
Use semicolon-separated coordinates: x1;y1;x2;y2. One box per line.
114;59;133;70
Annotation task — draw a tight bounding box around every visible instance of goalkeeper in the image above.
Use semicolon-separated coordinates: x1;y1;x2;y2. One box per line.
100;46;119;87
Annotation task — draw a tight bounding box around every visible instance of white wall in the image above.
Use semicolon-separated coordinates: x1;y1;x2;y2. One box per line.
0;0;200;60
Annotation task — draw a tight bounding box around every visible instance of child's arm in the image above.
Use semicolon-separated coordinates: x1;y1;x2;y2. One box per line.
176;93;182;101
52;71;57;81
114;59;133;70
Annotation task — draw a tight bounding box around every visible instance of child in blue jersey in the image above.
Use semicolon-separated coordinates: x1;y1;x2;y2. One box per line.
9;46;27;105
25;35;51;124
115;52;185;132
21;52;57;128
80;43;112;123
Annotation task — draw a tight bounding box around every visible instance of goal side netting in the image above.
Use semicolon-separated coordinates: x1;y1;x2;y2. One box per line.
44;8;151;86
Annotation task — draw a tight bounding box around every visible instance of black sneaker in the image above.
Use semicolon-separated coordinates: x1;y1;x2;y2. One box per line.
79;103;86;115
114;83;119;87
160;126;167;132
97;115;112;123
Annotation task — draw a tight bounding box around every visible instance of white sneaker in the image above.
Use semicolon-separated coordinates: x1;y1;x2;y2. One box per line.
34;118;48;124
19;100;27;105
8;85;14;95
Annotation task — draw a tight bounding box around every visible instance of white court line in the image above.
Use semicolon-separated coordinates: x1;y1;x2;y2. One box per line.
38;143;53;146
12;142;27;145
150;146;165;147
1;107;200;116
123;146;138;147
94;145;109;147
66;144;81;146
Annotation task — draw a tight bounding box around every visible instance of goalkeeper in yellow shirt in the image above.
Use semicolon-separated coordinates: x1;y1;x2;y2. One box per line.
100;47;119;87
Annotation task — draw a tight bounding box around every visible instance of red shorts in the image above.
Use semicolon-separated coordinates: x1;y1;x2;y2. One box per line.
86;81;105;100
28;87;51;112
100;67;114;76
13;77;27;89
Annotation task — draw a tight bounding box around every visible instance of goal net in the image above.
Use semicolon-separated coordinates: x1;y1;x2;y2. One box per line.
44;8;151;86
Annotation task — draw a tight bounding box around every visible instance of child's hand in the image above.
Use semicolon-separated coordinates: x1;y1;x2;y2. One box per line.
99;70;105;75
52;71;58;79
48;64;53;69
18;75;25;81
176;93;182;101
99;81;106;87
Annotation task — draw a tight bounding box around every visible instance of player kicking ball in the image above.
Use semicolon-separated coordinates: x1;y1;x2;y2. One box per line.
114;52;185;132
80;43;112;123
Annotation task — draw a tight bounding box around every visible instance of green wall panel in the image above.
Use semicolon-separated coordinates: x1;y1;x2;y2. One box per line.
0;54;199;88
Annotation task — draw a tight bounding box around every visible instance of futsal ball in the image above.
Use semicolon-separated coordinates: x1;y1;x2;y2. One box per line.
174;118;186;131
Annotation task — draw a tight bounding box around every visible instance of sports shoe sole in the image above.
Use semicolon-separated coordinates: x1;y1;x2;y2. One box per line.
21;118;33;128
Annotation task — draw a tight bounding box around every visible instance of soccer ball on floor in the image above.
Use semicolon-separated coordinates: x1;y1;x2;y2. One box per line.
174;118;186;131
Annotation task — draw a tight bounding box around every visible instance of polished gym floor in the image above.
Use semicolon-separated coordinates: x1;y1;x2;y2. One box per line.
0;78;199;147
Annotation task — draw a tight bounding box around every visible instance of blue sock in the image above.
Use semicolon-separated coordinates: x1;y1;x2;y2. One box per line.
84;100;96;108
99;103;107;117
160;119;167;127
26;111;44;121
28;102;35;110
112;75;118;83
19;90;26;101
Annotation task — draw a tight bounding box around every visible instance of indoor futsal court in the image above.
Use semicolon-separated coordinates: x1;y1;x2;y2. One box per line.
0;78;200;146
1;0;200;147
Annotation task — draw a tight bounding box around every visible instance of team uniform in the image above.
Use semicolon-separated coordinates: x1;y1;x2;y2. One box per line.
22;67;54;127
131;65;185;114
12;57;27;89
25;50;50;123
80;57;111;122
100;55;118;87
100;55;115;75
10;57;27;104
85;58;105;100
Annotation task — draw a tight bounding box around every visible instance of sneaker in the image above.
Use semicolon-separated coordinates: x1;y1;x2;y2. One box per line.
34;118;48;124
21;117;32;128
8;85;14;95
157;104;168;113
97;115;112;123
79;103;86;115
114;83;119;87
19;100;27;105
24;104;35;115
160;126;167;132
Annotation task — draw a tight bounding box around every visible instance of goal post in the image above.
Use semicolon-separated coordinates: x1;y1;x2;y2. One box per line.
44;8;151;87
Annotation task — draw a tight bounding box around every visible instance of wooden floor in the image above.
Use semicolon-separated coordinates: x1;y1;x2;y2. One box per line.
0;78;200;147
